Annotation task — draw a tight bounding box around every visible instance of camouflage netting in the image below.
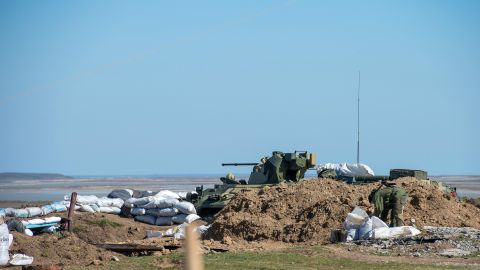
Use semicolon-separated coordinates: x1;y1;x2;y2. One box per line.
204;178;480;244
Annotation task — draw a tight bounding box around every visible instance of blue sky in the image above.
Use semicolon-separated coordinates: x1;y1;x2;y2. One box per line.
0;0;479;175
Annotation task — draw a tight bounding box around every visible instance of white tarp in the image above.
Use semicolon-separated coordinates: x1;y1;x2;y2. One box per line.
317;163;375;177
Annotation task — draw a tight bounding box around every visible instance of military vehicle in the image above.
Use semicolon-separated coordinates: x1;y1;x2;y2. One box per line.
187;151;316;217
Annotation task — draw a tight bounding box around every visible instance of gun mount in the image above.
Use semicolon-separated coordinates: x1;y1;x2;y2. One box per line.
188;150;317;217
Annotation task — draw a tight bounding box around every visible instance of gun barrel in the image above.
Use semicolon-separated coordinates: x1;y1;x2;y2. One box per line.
222;163;258;166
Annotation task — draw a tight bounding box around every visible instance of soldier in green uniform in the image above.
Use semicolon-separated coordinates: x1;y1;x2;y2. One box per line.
369;180;408;227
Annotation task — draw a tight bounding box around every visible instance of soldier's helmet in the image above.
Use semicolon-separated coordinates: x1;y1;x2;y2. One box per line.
226;172;235;181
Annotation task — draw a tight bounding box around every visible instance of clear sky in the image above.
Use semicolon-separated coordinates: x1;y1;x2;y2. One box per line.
0;1;479;176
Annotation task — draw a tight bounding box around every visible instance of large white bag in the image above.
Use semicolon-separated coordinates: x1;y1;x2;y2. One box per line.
155;190;180;200
172;214;201;224
372;226;421;239
80;205;95;213
96;197;124;208
174;201;197;215
98;207;121;214
130;208;146;216
65;195;98;205
26;207;43;218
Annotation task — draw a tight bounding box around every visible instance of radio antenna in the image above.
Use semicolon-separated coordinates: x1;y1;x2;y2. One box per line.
356;71;360;164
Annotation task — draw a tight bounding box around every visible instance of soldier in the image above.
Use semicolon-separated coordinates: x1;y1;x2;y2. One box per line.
369;180;408;227
389;182;408;226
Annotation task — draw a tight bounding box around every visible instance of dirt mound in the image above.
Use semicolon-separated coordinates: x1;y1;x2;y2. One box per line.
10;231;118;266
8;212;174;266
205;178;480;244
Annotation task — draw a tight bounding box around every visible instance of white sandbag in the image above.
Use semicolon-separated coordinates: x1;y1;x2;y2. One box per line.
130;208;146;216
172;214;201;224
177;192;188;200
44;217;61;223
140;198;178;209
108;189;133;200
155;216;173;226
80;205;95;213
98;207;121;214
134;215;156;225
357;218;373;240
9;253;34;266
96;197;124;208
155;190;180;200
26;207;43;218
65;195;98;205
317;163;375;177
41;205;54;215
372;226;421;239
26;219;45;225
24;229;33;236
174;201;197;215
125;197;155;207
4;208;14;217
0;224;10;265
146;208;178;217
90;204;100;212
51;204;67;212
371;216;389;229
13;209;29;218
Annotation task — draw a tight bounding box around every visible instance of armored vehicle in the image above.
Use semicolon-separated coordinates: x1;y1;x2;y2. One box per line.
188;151;316;216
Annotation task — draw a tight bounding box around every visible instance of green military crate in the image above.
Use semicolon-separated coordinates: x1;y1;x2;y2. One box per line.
389;169;427;180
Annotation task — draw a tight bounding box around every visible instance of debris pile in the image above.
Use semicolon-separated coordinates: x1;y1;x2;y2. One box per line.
205;178;480;243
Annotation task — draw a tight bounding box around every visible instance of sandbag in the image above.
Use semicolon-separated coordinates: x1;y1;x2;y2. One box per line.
4;208;14;217
134;215;156;225
133;190;156;198
155;216;173;226
146;208;178;217
141;198;179;209
371;216;389;229
26;219;45;225
98;207;121;214
41;205;54;215
79;205;95;213
13;209;29;218
96;197;124;208
51;204;67;212
172;214;201;224
372;226;421;239
0;224;10;265
108;189;133;200
90;204;100;212
26;207;43;218
125;197;154;207
357;218;373;240
174;201;197;215
65;195;98;205
0;209;5;218
44;217;61;223
155;190;180;200
130;208;146;216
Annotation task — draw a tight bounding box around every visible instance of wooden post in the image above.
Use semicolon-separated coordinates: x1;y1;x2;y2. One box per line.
184;224;203;270
67;192;77;232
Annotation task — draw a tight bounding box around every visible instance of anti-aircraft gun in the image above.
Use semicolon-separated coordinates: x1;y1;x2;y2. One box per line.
188;151;316;217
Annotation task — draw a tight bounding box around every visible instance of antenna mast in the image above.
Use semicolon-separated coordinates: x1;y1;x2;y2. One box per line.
356;71;360;164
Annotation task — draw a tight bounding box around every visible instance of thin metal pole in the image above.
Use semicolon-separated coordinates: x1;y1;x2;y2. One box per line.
357;71;360;164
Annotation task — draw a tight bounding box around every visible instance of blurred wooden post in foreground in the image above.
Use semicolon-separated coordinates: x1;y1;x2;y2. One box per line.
184;224;204;270
67;192;77;232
